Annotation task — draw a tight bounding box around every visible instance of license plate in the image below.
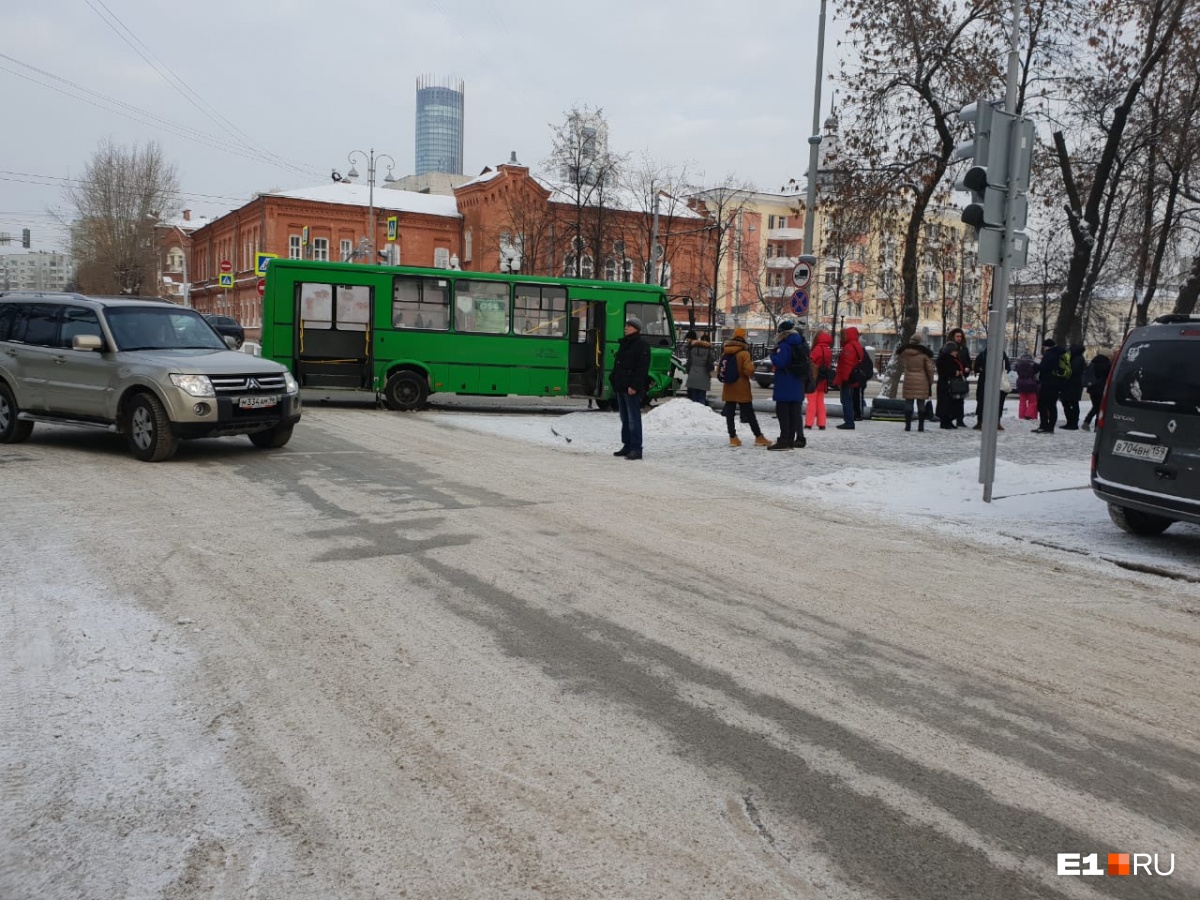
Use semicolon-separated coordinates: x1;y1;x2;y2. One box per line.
239;394;279;410
1112;439;1168;463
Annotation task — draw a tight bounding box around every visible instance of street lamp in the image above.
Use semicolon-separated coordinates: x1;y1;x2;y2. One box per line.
345;148;396;262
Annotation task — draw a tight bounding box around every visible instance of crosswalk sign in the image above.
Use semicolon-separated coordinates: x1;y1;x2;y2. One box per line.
219;273;233;288
255;252;277;277
387;216;397;241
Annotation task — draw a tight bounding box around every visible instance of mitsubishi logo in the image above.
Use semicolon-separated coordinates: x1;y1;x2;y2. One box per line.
246;377;261;390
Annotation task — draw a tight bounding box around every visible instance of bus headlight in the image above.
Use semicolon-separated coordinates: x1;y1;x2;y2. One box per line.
170;374;215;397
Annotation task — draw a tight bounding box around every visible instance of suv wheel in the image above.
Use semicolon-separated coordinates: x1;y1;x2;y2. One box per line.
0;382;34;443
248;423;294;449
383;370;429;411
125;393;179;462
1107;503;1173;536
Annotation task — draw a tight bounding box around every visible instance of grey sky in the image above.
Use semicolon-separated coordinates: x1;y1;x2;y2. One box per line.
2;0;843;252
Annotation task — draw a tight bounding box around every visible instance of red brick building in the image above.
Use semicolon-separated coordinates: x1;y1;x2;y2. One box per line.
181;161;714;339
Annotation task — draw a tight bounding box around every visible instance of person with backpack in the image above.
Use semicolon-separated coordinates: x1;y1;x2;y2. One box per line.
832;326;867;430
1034;338;1069;434
1059;343;1087;430
895;333;935;432
1081;348;1112;431
805;327;834;431
682;329;715;405
609;316;651;460
971;344;1010;431
718;327;769;447
767;320;809;450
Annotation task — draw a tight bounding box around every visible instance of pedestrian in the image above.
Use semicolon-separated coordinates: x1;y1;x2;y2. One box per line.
936;341;967;429
805;327;833;431
948;328;971;426
895;334;934;432
609;316;650;460
856;344;876;420
1013;352;1039;420
1059;343;1087;429
1081;348;1112;431
1034;338;1068;433
767;320;808;450
682;329;714;405
972;345;1010;431
832;326;866;430
720;327;769;447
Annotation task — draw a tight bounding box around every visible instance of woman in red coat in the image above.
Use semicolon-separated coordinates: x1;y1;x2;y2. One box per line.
805;328;834;430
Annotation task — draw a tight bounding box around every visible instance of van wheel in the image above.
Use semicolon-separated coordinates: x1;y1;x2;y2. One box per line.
249;423;294;448
125;393;179;461
0;382;33;443
1107;504;1173;536
383;371;429;411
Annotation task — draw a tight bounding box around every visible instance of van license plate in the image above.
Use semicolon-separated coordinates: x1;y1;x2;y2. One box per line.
239;395;279;409
1112;439;1168;463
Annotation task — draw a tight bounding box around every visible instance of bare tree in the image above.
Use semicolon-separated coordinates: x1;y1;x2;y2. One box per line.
66;140;180;295
689;178;756;333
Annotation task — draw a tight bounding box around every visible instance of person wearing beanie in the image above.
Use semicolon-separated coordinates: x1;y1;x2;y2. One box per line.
683;328;715;404
719;327;768;448
935;340;967;429
1034;338;1068;433
767;320;809;450
609;317;650;459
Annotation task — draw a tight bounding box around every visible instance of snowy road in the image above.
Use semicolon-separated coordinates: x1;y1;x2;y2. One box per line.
2;405;1197;900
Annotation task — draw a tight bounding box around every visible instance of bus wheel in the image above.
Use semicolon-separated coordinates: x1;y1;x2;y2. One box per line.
384;371;429;411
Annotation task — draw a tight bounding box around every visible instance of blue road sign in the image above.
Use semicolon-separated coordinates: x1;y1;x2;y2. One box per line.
790;289;809;315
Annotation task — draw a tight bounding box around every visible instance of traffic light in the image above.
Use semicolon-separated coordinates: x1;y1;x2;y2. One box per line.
953;99;1035;268
21;228;30;249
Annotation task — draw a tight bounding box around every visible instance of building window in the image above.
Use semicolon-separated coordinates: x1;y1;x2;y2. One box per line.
621;258;633;282
341;240;353;262
312;238;329;262
768;215;776;229
604;258;617;281
778;216;788;229
434;248;451;269
580;255;593;280
289;235;302;259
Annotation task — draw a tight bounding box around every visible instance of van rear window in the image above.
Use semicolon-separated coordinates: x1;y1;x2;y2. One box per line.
1112;340;1200;415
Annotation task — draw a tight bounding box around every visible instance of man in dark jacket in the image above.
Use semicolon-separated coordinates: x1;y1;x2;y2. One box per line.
1081;349;1112;431
972;345;1010;430
1034;339;1068;433
1059;344;1087;429
610;316;651;460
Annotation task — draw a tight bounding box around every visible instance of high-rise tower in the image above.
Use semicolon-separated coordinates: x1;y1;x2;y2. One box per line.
415;76;464;176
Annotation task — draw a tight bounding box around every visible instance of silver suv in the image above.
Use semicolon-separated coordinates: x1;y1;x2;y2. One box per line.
0;292;302;461
1091;314;1200;534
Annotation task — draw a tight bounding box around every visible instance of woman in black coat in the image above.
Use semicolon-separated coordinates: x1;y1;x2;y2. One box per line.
935;341;967;430
1081;349;1112;431
1059;344;1087;430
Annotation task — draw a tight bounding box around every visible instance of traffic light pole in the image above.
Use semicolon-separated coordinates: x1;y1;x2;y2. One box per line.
978;0;1022;502
801;0;827;334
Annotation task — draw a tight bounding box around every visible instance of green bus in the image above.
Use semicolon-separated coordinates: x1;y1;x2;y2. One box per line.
259;259;679;410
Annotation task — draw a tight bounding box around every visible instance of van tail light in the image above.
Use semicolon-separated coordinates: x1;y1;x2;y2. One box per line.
1094;333;1128;434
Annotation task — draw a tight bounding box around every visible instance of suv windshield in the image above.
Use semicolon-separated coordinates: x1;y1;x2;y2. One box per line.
107;307;228;351
1112;339;1200;415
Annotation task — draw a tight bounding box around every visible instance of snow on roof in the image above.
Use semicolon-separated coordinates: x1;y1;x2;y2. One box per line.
265;182;461;218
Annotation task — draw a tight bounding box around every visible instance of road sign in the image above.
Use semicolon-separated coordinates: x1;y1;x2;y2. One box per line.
255;252;277;277
218;273;233;288
790;289;809;315
219;259;232;273
387;216;397;241
792;261;812;289
257;278;266;297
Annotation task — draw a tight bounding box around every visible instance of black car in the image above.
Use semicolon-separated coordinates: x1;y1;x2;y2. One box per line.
204;314;244;348
1091;314;1200;535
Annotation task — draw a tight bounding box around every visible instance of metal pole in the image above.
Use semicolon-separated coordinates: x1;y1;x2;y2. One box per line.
979;0;1022;502
367;148;375;261
802;0;828;333
649;193;660;285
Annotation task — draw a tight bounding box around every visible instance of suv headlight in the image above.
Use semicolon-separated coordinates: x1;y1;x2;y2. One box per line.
283;371;299;394
170;374;215;397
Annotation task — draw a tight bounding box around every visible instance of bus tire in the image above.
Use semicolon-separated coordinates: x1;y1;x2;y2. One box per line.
384;370;429;411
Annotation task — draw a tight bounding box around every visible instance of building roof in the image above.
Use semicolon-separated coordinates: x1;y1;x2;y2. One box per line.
263;182;461;218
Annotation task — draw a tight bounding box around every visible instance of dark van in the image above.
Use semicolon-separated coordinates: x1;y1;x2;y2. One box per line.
1090;314;1200;535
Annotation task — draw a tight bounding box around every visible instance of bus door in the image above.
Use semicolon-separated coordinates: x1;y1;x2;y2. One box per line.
294;282;373;388
568;299;605;398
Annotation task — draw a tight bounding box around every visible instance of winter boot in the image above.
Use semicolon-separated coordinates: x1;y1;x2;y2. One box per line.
904;409;913;432
767;440;792;451
917;415;925;432
729;435;742;447
754;435;771;447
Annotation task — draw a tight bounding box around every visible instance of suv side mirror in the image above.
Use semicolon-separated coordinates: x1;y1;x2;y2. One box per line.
224;335;239;350
72;334;103;352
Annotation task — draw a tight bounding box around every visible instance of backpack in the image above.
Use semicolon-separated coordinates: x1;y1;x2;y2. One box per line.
784;341;810;379
1055;351;1073;381
716;352;741;384
851;348;874;384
